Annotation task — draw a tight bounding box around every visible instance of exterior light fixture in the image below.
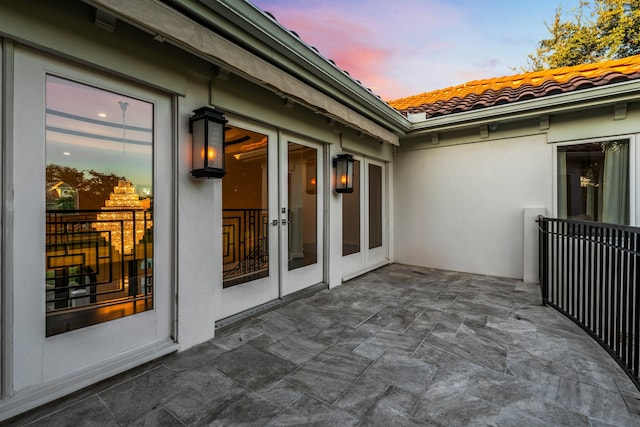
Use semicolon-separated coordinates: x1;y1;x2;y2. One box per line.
333;153;354;193
189;106;227;178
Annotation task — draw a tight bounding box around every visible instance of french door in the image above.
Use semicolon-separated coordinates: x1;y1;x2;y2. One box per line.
220;120;323;319
341;155;388;279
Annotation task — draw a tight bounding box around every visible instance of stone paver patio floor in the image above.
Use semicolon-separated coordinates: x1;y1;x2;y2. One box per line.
8;264;640;426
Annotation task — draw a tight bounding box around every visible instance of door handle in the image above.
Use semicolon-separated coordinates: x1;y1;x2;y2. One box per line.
271;219;278;226
281;219;288;225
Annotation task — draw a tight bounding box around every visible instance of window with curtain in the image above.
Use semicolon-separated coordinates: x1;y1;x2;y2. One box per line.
557;140;629;225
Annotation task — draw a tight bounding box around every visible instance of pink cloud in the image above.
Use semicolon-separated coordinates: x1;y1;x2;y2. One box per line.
261;7;403;96
252;0;471;98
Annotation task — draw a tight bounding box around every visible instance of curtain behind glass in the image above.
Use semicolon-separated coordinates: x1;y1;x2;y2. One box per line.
601;142;629;224
557;141;629;225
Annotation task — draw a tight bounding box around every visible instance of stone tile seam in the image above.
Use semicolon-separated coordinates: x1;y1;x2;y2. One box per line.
18;394;100;427
206;390;280;425
353;305;387;330
94;394;125;426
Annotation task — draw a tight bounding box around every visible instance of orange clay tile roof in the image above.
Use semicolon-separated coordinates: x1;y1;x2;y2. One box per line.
388;55;640;117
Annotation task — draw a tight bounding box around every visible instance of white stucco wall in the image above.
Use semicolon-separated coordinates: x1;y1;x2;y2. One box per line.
176;76;219;349
394;134;552;279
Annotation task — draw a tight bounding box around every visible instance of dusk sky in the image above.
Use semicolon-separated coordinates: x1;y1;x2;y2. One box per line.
250;0;583;100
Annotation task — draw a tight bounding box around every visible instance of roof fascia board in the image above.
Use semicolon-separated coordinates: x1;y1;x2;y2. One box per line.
83;0;402;144
408;80;640;136
190;0;409;131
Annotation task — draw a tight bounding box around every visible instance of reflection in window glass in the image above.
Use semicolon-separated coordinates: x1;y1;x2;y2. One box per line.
343;159;360;256
45;75;153;336
369;164;383;249
222;126;270;287
557;140;629;225
288;143;317;270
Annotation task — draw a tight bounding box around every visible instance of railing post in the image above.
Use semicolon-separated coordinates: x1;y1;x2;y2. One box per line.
634;233;640;379
538;215;549;305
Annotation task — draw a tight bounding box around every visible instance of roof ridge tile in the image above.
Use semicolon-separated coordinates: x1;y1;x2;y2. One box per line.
389;54;640;116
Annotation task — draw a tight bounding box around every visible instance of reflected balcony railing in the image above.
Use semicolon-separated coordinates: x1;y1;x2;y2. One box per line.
45;209;153;335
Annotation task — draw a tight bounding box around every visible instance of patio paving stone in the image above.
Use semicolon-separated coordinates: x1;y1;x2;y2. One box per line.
209;345;297;391
161;365;246;424
96;366;187;425
332;374;390;417
204;393;280;426
357;385;425;426
7;263;640;426
353;329;422;360
283;346;372;402
313;324;372;351
365;353;436;394
264;394;358;426
265;332;329;365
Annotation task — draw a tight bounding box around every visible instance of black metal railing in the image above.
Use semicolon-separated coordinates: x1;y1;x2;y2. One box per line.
538;216;640;390
222;209;269;285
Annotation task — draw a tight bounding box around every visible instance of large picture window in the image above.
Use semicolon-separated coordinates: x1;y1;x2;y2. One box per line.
557;140;629;225
45;75;154;336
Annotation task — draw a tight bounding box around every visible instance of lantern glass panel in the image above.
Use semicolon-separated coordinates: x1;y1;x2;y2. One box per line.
346;160;354;189
335;155;354;193
336;161;347;190
192;118;205;171
208;119;224;171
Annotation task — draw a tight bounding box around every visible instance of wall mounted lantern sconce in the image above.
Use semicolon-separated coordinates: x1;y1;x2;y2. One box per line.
333;153;354;193
189;106;227;178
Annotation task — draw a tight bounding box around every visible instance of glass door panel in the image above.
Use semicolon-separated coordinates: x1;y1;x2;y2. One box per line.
342;156;387;280
288;142;318;270
368;163;383;249
366;159;387;266
281;136;323;296
341;156;364;279
223;126;270;287
219;122;279;320
343;159;361;256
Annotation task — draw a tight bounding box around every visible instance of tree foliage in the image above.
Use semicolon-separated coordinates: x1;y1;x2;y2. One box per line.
528;0;640;70
46;164;124;210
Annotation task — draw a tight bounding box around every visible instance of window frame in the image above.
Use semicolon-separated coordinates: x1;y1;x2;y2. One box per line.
552;134;637;226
